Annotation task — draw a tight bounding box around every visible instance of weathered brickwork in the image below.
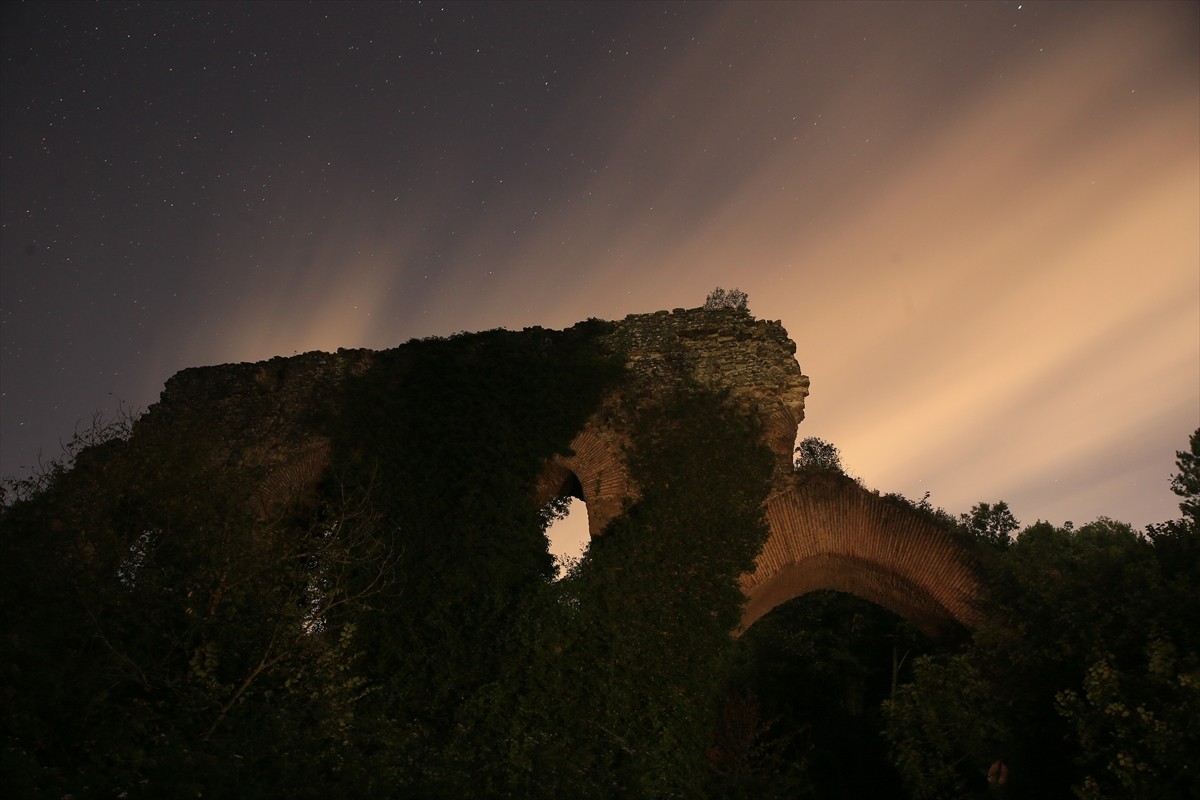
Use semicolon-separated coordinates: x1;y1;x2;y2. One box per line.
136;349;373;515
604;307;811;475
742;472;985;638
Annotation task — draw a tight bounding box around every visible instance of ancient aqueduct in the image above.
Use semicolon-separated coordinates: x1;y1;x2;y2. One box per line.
153;307;986;638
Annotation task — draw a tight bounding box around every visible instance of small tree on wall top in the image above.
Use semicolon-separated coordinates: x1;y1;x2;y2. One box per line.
704;287;749;311
794;436;843;473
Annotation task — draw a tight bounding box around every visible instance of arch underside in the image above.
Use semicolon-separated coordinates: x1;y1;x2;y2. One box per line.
740;475;985;639
530;420;986;638
532;425;632;539
741;554;966;639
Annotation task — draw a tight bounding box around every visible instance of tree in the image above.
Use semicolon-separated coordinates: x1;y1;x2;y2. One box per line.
704;287;749;311
0;426;403;797
958;501;1020;549
885;431;1200;800
1169;428;1199;527
1146;427;1198;587
794;437;843;473
1;406;138;507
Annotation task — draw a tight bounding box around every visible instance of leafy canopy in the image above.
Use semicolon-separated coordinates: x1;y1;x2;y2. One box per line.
704;286;750;311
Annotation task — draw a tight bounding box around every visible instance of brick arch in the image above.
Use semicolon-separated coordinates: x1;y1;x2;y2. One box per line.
532;427;632;539
739;474;986;639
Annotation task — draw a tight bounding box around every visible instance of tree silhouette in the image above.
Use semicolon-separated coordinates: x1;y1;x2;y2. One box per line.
704;287;749;311
794;437;843;473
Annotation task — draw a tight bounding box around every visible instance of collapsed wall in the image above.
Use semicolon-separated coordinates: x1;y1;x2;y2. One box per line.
125;305;983;635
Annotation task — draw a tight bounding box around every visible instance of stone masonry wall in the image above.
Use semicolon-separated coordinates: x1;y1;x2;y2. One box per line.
602;307;810;474
533;307;811;536
137;307;811;531
134;348;374;517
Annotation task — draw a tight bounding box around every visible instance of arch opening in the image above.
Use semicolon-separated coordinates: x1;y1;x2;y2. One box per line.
723;588;935;796
539;469;591;579
557;470;584;502
544;497;591;579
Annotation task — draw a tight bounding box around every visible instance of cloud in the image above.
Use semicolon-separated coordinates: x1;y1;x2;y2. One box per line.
136;2;1196;529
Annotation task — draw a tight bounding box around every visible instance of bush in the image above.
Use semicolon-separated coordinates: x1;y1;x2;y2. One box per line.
704;287;749;311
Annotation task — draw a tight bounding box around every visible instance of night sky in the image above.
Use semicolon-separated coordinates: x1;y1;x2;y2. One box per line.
3;2;1197;547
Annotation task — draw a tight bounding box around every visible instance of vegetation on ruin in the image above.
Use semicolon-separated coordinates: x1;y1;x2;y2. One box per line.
1;311;1197;799
702;286;750;312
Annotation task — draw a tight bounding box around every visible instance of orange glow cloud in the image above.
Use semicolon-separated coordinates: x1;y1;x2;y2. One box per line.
159;2;1198;530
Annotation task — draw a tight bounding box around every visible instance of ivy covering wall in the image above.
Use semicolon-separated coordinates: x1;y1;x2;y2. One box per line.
1;321;781;798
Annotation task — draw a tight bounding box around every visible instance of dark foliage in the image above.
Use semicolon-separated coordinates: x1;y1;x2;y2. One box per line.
1;414;399;796
416;388;776;797
721;591;932;798
4;333;1195;800
793;436;843;473
885;435;1200;800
